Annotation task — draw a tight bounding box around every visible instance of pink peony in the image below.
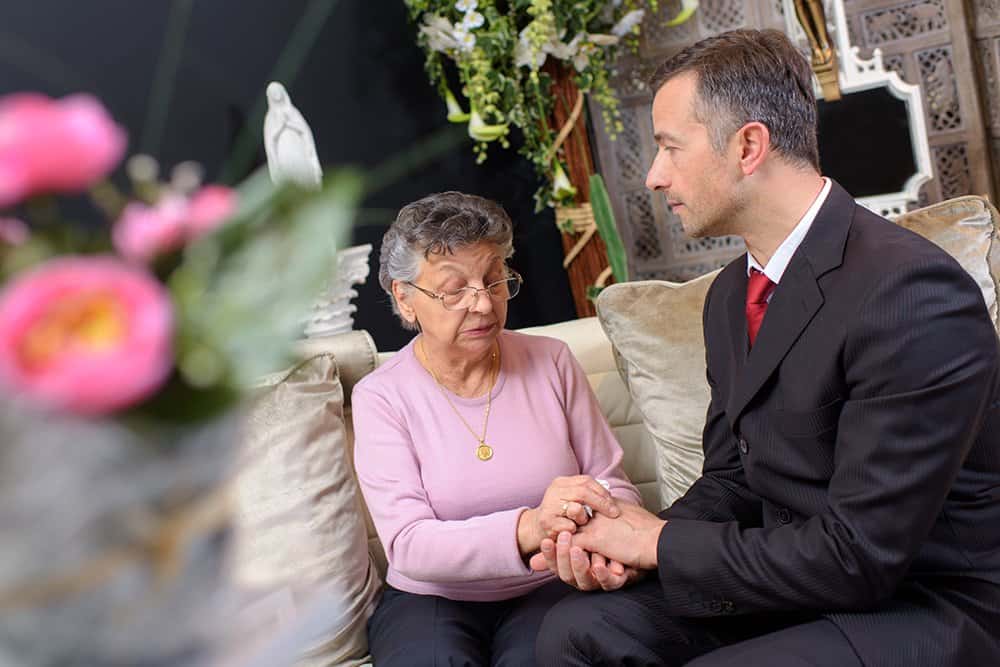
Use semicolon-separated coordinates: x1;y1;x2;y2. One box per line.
0;217;29;245
113;185;237;263
185;185;237;237
0;93;127;207
0;256;173;415
112;196;188;263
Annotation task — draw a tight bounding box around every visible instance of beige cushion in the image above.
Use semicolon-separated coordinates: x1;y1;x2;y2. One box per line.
232;353;380;666
595;272;719;509
895;195;1000;327
518;317;660;511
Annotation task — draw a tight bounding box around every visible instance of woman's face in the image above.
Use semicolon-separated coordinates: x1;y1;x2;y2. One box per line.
394;241;509;359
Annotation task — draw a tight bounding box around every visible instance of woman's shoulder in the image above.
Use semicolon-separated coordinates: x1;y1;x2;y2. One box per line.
353;339;419;399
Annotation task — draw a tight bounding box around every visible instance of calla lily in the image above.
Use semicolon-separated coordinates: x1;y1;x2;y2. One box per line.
612;9;645;37
445;89;470;123
587;33;620;47
468;110;508;142
552;162;577;200
665;0;698;27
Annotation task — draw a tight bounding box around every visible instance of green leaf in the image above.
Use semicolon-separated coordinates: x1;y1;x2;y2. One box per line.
589;173;628;283
169;168;364;389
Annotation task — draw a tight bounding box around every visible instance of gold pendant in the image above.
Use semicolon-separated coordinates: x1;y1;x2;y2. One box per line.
476;443;493;461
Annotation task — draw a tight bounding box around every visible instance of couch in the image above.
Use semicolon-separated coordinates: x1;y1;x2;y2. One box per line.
231;194;1000;666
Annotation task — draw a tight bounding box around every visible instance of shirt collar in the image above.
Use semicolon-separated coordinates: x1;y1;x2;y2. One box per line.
747;177;832;283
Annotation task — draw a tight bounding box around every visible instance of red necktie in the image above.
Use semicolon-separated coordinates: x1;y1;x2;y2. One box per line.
746;268;775;347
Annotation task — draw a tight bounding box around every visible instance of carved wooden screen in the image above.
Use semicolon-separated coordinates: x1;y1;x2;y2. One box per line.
969;0;1000;199
844;0;993;205
590;0;995;281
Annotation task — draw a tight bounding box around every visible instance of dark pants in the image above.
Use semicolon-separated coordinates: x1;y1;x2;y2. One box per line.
535;578;863;666
368;580;573;666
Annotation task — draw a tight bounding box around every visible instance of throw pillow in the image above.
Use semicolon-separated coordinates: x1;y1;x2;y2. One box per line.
231;353;380;666
895;195;999;328
595;270;720;508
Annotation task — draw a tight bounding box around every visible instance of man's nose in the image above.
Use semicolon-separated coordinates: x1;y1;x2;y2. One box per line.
645;151;670;192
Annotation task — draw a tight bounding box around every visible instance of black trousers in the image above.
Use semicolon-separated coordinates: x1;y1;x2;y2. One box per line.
535;578;864;666
368;580;574;666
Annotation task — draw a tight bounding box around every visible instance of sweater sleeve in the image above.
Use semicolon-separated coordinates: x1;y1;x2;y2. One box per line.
555;343;643;506
351;382;534;583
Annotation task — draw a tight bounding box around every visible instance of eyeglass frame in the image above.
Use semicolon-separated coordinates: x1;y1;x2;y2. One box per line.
405;270;524;311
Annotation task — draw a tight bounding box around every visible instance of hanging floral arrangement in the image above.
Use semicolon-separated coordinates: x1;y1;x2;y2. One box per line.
405;0;696;210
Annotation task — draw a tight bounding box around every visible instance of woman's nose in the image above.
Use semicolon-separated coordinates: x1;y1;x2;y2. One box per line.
468;288;494;314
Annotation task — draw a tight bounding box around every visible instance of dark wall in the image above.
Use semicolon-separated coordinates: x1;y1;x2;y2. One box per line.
0;0;577;350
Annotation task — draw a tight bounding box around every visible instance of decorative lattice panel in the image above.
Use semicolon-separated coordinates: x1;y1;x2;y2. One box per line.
590;0;995;282
971;0;1000;198
848;0;992;206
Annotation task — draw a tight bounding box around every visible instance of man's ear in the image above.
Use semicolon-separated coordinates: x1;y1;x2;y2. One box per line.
734;121;770;176
392;280;418;326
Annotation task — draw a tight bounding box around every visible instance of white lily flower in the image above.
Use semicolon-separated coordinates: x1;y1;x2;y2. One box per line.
552;162;577;200
665;0;698;27
456;0;477;12
454;24;477;51
514;28;549;68
444;88;470;123
462;10;485;29
587;33;621;47
548;33;582;60
573;43;597;73
611;9;645;37
468;109;508;142
420;14;463;52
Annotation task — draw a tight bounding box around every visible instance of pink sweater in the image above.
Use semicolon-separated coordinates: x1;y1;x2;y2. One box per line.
352;330;641;601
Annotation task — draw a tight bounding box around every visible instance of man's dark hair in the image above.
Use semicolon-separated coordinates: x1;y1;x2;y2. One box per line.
648;29;819;170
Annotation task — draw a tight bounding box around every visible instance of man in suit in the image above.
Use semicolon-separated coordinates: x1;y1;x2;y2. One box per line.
532;29;1000;666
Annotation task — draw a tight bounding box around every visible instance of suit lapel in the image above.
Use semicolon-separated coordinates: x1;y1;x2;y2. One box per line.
724;180;857;429
725;261;824;423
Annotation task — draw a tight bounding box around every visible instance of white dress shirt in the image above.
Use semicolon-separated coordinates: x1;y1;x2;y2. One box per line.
747;177;832;288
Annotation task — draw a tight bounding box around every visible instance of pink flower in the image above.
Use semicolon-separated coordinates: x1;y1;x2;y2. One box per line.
0;93;127;208
112;196;188;263
0;217;29;245
0;256;173;415
185;185;237;237
113;185;237;263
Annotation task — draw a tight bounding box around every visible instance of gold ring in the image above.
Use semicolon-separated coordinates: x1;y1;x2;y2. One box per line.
560;502;570;517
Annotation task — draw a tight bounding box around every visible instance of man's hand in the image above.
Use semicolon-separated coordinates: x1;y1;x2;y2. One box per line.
529;532;641;591
518;475;620;555
571;503;667;570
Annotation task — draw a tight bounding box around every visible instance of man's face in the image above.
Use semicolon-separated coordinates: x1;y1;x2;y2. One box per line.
645;72;740;239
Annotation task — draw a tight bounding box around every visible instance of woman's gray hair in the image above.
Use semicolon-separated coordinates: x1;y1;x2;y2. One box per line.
378;191;514;330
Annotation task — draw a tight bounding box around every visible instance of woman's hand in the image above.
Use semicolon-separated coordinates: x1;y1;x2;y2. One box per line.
517;475;620;555
528;534;643;591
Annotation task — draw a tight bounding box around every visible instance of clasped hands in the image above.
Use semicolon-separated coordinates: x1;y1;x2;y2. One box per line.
518;475;665;592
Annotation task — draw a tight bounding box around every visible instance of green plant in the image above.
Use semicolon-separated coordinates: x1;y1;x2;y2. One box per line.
404;0;661;210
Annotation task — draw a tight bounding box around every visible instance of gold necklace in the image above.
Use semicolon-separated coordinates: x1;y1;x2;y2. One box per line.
420;339;499;461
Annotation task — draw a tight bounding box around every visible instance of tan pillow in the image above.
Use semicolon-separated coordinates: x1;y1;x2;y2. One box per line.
231;353;380;666
595;270;720;509
895;195;1000;327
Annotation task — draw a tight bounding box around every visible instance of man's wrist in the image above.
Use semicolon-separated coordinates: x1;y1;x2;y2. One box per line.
639;519;668;570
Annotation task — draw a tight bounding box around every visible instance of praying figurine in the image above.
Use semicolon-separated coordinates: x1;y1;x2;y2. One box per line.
263;82;323;189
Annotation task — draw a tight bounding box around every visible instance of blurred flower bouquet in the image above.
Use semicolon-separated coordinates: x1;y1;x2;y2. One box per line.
405;0;695;209
0;92;360;665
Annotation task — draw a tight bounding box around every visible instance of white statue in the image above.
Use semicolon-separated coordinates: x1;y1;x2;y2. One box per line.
263;82;323;189
262;81;372;336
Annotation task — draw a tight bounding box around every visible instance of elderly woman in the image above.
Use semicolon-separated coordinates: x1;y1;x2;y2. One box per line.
352;192;641;666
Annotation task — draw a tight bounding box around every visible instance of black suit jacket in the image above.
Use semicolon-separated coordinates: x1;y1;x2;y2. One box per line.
656;182;1000;666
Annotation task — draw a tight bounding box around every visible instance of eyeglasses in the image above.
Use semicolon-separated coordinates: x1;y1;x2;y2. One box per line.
406;271;523;311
